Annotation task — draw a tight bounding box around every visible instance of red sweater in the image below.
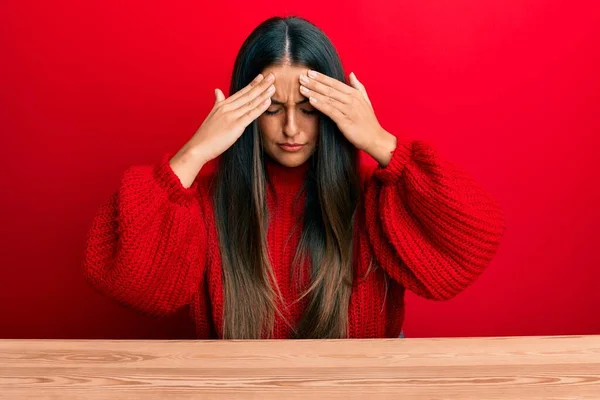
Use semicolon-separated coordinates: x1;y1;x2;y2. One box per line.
83;135;505;339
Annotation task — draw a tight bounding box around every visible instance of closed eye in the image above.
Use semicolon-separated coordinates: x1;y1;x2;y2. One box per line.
264;109;317;116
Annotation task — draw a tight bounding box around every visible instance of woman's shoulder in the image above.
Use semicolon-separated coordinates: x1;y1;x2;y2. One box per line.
189;159;219;204
357;153;380;187
195;159;218;185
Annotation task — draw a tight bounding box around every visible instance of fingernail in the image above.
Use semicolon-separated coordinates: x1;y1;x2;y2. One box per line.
308;70;317;78
300;86;309;94
268;85;275;93
267;73;275;82
310;96;317;103
299;75;309;84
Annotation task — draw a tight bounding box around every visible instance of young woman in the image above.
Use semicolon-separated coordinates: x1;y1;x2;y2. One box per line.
83;16;505;339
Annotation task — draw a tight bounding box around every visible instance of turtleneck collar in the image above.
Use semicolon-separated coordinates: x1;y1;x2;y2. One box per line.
264;155;311;191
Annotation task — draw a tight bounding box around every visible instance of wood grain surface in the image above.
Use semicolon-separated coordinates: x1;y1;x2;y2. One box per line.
0;335;599;399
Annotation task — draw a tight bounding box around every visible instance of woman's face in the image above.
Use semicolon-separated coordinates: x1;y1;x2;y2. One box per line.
257;64;319;167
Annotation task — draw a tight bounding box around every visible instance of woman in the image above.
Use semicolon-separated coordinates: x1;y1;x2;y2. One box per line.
83;16;505;339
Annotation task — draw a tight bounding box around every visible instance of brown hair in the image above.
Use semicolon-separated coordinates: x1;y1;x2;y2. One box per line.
213;16;360;339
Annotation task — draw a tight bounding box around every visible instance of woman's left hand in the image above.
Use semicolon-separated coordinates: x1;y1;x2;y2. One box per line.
299;70;397;165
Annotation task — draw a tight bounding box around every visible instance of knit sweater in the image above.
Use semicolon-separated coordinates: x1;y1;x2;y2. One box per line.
83;135;505;339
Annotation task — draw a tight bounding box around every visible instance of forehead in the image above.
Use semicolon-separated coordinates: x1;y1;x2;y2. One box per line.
261;64;310;105
261;64;308;82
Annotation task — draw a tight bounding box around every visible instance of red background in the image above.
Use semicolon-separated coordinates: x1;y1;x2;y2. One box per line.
1;0;599;339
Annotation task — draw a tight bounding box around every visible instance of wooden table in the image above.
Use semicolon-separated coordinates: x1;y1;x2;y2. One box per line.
1;335;599;399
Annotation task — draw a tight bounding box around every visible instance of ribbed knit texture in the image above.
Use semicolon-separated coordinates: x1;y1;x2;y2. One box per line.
83;135;506;338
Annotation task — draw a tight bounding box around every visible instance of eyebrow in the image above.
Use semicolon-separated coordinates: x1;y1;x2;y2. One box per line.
271;98;310;105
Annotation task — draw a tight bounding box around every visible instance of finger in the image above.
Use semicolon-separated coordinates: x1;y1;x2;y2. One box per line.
227;73;275;111
225;73;265;104
238;97;272;127
232;82;275;118
306;70;354;95
300;73;351;104
214;88;226;102
307;94;345;123
349;72;372;108
207;88;226;118
300;85;347;115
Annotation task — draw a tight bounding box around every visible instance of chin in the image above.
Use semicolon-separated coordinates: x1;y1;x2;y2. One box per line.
272;151;311;168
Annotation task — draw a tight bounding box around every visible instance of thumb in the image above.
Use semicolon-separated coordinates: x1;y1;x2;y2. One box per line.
349;72;372;109
214;88;225;102
349;72;360;88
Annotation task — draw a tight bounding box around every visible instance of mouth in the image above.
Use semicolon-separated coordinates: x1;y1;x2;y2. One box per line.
278;143;306;152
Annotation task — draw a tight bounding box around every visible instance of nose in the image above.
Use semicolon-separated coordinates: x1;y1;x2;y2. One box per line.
283;109;300;138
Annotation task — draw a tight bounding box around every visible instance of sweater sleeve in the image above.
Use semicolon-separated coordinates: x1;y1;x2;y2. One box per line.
83;154;209;317
362;135;506;300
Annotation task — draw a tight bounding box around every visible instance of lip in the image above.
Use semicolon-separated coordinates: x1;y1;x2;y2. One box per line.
278;143;305;152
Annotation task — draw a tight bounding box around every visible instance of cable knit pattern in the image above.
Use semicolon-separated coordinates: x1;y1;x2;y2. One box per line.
83;136;505;338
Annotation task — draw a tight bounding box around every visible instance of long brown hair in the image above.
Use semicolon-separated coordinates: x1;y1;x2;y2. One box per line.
213;16;360;339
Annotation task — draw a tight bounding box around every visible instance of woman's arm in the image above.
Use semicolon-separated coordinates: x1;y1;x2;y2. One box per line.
362;135;506;300
83;154;209;316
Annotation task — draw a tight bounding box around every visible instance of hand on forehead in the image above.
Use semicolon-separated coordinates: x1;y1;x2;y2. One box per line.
261;65;313;105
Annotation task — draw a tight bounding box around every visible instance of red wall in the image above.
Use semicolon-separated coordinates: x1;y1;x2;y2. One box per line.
1;0;599;339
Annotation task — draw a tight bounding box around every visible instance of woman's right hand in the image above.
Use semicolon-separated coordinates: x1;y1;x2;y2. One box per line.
169;73;276;188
